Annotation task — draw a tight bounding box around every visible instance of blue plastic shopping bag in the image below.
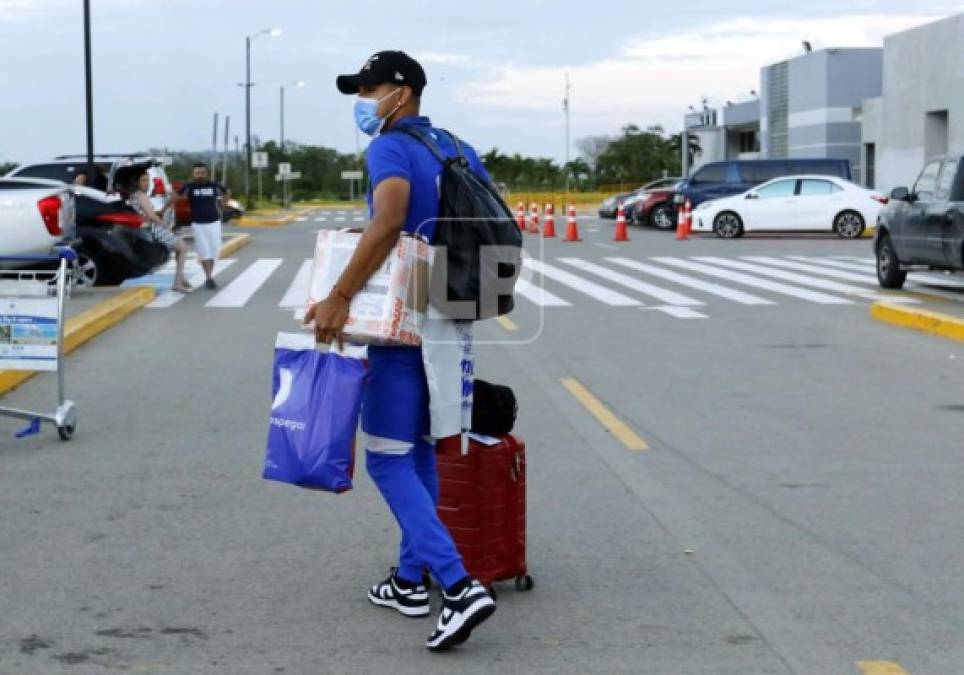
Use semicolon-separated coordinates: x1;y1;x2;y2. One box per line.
262;333;365;493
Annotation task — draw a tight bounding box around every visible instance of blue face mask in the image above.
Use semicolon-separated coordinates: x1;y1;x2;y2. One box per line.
354;88;402;137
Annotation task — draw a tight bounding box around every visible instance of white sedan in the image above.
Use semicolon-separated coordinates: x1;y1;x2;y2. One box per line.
692;175;887;239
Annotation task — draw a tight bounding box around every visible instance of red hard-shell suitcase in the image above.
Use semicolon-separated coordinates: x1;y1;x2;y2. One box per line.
436;434;533;595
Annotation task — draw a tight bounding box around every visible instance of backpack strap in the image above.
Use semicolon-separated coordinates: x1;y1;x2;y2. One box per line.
391;125;468;168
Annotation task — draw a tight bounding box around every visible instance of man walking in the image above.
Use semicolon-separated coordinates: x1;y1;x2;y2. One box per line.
175;163;227;289
305;51;496;652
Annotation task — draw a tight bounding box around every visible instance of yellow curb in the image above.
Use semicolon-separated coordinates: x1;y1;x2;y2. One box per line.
870;302;964;342
219;233;252;258
862;227;877;239
856;661;908;675
0;286;156;396
236;206;315;228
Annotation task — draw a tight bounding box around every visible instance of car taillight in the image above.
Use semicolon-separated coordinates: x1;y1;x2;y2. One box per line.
37;195;63;236
96;212;143;228
871;195;889;205
152;177;166;196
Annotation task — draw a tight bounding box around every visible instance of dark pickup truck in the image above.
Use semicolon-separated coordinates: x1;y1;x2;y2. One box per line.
875;154;964;289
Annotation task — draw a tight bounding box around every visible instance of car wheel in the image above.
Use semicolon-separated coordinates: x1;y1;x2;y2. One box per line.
713;212;743;239
876;234;907;289
649;203;676;230
74;249;107;287
835;210;865;239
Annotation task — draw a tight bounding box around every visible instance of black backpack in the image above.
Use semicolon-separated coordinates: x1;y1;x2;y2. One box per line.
390;126;522;320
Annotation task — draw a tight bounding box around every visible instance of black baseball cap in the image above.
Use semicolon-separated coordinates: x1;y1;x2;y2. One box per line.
336;50;427;96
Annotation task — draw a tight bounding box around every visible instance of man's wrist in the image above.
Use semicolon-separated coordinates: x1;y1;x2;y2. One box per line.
331;284;352;305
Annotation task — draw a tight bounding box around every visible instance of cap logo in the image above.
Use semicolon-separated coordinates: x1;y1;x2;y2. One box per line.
362;55;379;71
395;71;404;81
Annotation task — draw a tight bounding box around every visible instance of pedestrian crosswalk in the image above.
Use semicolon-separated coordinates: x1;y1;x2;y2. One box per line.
302;209;367;224
132;254;964;320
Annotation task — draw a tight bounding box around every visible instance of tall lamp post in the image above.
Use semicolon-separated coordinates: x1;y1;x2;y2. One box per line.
243;27;281;209
280;80;305;209
83;0;95;183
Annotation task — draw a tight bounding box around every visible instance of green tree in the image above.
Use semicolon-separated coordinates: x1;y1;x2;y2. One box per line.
596;124;679;185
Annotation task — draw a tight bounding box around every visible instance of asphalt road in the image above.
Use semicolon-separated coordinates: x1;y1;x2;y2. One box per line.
1;210;962;674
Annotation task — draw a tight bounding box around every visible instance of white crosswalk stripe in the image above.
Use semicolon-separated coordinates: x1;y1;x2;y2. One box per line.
514;278;571;307
147;260;236;308
523;259;641;306
606;257;773;305
206;258;283;308
745;256;879;284
653;256;854;305
653;306;708;319
694;256;918;304
279;259;312;308
558;257;704;306
314;216;328;222
790;256;876;274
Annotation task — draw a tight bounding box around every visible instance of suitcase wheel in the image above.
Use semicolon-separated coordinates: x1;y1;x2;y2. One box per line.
514;574;534;592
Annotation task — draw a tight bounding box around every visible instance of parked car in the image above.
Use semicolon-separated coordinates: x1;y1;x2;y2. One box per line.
628;177;684;229
674;159;852;209
6;154;174;212
598;190;638;219
691;175;886;239
0;177;169;286
0;179;76;263
875;154;964;289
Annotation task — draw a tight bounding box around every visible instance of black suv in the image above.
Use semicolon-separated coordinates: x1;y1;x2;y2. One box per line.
875;154;964;289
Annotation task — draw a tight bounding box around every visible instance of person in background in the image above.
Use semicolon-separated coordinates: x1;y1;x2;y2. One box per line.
73;172;88;187
173;163;227;289
129;170;192;293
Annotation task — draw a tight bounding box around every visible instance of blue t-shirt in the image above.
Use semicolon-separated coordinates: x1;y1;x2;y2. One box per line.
365;116;490;243
179;180;226;224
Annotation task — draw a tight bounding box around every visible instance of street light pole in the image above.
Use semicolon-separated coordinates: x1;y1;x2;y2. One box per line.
245;35;252;208
83;0;94;183
563;72;571;190
243;28;281;210
280;80;304;209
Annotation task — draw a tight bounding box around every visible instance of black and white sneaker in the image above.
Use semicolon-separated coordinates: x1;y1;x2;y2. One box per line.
426;580;496;651
367;568;430;618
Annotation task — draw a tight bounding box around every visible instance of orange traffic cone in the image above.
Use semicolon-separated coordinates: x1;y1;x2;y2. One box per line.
563;204;582;242
543;203;557;238
684;199;693;235
676;201;689;241
528;202;540;234
613;203;629;242
515;202;526;230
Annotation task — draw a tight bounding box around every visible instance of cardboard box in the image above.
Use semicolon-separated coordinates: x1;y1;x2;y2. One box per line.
306;230;430;346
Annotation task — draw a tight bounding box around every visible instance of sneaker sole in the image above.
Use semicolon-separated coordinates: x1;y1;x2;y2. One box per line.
426;599;496;651
367;592;430;618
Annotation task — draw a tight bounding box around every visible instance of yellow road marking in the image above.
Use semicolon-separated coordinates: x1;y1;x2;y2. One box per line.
560;378;649;451
496;316;518;332
857;661;909;675
871;302;964;342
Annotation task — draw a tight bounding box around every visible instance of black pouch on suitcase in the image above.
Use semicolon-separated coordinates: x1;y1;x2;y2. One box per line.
471;380;518;436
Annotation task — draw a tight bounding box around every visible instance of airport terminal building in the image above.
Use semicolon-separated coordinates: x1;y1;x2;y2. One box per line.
683;12;963;192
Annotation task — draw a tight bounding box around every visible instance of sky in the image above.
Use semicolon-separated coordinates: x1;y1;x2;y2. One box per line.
0;0;960;168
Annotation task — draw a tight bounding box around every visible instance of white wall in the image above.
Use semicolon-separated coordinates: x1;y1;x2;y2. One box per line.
875;13;964;191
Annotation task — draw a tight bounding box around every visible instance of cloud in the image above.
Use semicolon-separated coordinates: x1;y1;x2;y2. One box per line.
416;51;473;66
456;13;941;131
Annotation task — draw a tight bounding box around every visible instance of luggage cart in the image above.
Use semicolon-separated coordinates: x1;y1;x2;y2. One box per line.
0;249;78;441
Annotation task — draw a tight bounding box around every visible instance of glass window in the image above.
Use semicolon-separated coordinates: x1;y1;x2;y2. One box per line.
13;163;76;183
755;179;797;199
914;161;941;200
740;163;782;184
936;159;956;199
799;180;840;196
691;163;728;184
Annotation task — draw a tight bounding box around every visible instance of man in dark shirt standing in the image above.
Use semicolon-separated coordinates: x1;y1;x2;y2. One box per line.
175;163;228;289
